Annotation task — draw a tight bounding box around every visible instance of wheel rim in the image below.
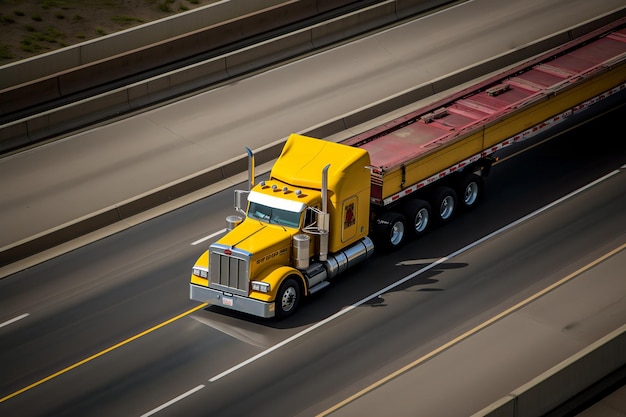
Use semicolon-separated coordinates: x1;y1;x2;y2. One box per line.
464;182;479;205
440;195;454;219
281;285;297;312
390;220;405;245
414;208;429;232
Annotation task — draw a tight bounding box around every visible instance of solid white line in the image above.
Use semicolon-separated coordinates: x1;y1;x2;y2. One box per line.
208;169;620;383
191;229;227;246
140;385;205;417
0;313;29;329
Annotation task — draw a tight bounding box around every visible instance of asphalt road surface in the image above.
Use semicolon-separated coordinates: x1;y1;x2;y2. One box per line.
1;0;624;254
0;101;624;416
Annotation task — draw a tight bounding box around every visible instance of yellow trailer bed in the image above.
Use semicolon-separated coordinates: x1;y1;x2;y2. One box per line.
343;19;626;206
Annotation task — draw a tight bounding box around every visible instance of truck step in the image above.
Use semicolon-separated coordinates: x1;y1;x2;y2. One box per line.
309;281;331;295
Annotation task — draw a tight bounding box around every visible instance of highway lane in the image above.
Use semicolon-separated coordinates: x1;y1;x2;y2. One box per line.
0;100;624;416
2;0;624;254
1;1;625;414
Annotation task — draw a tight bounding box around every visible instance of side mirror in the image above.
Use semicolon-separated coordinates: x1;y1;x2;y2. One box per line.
234;190;250;215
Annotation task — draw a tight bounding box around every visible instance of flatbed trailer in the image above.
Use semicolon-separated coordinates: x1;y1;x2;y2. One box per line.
344;17;626;208
190;18;626;318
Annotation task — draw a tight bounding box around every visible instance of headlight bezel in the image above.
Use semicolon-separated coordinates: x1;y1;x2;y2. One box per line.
251;281;271;293
192;267;208;278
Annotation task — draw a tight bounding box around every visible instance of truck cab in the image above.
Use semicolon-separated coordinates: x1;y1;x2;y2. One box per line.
190;134;374;318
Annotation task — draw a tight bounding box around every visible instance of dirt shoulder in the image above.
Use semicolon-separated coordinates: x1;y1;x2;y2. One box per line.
0;0;213;65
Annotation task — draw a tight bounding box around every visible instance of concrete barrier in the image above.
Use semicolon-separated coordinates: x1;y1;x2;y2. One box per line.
472;324;626;417
0;0;315;89
0;0;453;153
0;0;351;116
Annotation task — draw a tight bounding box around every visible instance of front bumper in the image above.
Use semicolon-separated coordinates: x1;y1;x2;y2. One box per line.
190;284;275;318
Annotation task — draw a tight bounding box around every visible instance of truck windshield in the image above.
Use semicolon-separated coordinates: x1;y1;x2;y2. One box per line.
248;201;301;228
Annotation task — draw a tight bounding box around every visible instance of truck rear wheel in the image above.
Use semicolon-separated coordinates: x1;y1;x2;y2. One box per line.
457;173;483;210
276;277;301;318
374;211;407;251
403;199;431;237
431;186;457;224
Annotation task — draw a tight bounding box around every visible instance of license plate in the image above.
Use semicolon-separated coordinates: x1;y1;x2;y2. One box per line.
222;297;233;307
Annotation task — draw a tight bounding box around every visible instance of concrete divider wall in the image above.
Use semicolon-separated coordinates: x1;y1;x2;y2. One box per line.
0;0;454;152
0;0;354;115
0;0;300;89
310;1;397;48
472;324;626;417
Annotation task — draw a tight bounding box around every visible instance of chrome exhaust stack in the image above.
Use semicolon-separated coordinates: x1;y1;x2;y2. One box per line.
233;147;254;216
246;146;255;190
319;164;330;261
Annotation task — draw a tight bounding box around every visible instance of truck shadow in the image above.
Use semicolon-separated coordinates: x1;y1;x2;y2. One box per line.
264;258;469;329
194;258;469;345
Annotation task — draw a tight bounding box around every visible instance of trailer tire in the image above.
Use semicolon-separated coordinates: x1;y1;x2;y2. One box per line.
457;173;483;210
374;211;407;252
276;277;301;318
403;199;431;237
431;186;457;224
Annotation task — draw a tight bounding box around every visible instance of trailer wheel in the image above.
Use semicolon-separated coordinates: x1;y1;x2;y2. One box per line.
403;199;431;237
276;277;301;318
431;186;457;224
374;211;407;251
457;173;483;210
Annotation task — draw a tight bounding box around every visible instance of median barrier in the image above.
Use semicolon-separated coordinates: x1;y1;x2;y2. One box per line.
0;0;309;89
472;324;626;417
0;0;358;117
396;0;452;18
310;1;397;48
0;0;455;153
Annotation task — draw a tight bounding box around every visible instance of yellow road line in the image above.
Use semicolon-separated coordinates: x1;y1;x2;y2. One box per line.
318;242;626;416
0;303;208;403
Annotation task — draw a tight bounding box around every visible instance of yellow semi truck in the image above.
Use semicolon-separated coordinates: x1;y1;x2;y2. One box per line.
190;19;626;318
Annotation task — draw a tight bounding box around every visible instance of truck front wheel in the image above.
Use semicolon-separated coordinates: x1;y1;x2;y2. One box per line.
276;277;301;318
374;211;407;251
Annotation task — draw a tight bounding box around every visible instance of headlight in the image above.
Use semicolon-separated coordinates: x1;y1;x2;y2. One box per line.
251;281;271;293
193;268;208;278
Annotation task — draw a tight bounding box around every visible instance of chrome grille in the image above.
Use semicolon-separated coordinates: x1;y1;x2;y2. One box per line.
208;244;251;296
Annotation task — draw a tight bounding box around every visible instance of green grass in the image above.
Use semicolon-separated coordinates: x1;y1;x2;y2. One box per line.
0;44;13;59
40;0;61;10
20;37;43;52
1;13;15;23
158;0;175;13
20;25;65;52
111;15;144;25
1;0;212;62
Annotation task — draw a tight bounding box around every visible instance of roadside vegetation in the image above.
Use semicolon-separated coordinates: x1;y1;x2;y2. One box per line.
0;0;208;64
